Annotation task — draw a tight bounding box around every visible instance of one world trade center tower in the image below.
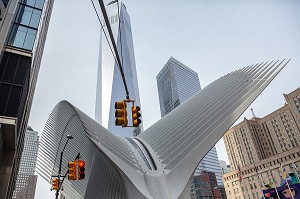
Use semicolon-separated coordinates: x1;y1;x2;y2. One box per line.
95;0;143;137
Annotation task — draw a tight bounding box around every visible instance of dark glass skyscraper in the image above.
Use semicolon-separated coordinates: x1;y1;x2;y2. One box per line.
0;0;53;197
156;57;223;186
157;57;201;117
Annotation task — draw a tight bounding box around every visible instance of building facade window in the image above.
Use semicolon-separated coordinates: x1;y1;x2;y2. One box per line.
7;1;44;51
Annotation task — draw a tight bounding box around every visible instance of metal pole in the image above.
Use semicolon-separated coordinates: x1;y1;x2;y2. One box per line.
54;136;72;199
97;0;130;99
55;150;64;199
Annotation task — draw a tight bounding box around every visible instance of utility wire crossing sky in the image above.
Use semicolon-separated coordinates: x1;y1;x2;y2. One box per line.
31;1;300;198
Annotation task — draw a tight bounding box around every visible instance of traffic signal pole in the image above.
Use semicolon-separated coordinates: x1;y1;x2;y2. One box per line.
53;135;73;199
55;150;64;199
53;152;81;198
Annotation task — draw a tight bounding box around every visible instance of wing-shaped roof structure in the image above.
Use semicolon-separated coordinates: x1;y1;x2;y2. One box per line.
37;60;289;199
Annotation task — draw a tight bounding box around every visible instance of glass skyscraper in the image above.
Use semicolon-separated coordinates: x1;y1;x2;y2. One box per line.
156;57;223;186
95;0;142;137
0;0;53;197
13;126;39;199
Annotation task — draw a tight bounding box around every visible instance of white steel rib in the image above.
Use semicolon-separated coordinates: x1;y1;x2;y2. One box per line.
37;60;289;199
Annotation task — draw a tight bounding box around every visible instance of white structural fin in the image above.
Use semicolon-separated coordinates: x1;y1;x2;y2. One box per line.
37;60;289;199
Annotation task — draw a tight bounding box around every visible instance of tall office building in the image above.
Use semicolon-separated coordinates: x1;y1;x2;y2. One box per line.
95;0;143;137
13;126;39;199
223;87;300;199
219;160;231;174
156;57;223;186
224;87;300;170
0;0;53;197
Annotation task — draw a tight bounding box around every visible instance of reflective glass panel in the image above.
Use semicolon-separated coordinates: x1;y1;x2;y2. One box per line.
34;0;45;9
9;25;27;48
6;86;22;117
8;25;37;50
30;9;41;28
21;0;35;7
16;5;41;29
0;84;10;113
21;0;45;9
23;28;36;50
16;6;33;26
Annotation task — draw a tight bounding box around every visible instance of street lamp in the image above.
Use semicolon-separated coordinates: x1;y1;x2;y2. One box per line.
54;134;73;199
66;134;73;139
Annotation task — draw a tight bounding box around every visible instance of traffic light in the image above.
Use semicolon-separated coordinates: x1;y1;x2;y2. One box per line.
78;160;85;180
115;101;128;127
132;106;141;127
52;178;59;190
68;161;77;180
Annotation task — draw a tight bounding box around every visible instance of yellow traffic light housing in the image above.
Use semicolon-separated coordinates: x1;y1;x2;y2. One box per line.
68;161;77;180
132;106;142;127
115;101;128;127
77;160;85;180
52;178;59;190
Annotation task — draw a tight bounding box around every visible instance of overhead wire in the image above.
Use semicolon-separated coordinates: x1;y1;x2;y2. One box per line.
91;0;130;99
116;0;124;67
90;0;119;72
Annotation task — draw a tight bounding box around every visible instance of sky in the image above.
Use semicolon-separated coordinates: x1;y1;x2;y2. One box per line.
30;0;300;198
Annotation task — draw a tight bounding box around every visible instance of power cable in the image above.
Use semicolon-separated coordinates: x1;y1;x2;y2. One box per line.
90;0;119;71
117;0;124;67
94;0;130;99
